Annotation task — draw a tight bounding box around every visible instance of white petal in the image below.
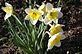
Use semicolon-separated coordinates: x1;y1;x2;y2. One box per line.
47;45;53;51
25;15;30;20
55;24;60;27
58;32;64;35
43;16;52;25
60;24;65;27
47;35;57;50
58;32;66;40
55;42;61;47
38;3;45;10
54;7;61;12
53;19;58;24
61;34;66;40
47;34;60;50
39;16;43;22
31;20;38;25
54;7;63;18
4;13;12;20
25;8;32;14
47;37;55;50
48;24;52;27
38;3;45;15
49;35;57;42
46;3;53;12
58;12;63;18
49;25;54;31
5;2;12;7
46;31;51;37
39;11;44;15
2;7;6;12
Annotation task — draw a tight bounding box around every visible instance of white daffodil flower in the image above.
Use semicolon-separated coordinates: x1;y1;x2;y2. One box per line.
38;3;53;15
44;7;63;24
47;32;66;51
46;24;64;37
25;8;42;25
2;2;13;20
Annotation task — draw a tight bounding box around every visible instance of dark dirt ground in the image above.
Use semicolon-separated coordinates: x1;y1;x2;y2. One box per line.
0;0;82;54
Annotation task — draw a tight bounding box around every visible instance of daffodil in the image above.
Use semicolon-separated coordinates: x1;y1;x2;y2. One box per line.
44;7;63;24
46;24;64;37
2;2;13;20
38;3;53;15
25;8;42;25
47;32;65;50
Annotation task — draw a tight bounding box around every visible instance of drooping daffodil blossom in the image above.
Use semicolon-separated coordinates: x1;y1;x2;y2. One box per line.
46;24;64;37
47;32;66;51
25;8;42;25
38;3;53;15
2;2;13;20
43;5;63;24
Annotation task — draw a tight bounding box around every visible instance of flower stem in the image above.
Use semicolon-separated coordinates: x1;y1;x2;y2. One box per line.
29;0;31;8
57;0;61;7
45;49;47;54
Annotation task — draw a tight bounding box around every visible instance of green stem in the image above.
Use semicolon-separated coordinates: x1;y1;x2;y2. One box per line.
57;0;61;7
45;49;47;54
29;0;31;8
12;14;23;26
7;15;34;54
7;19;15;35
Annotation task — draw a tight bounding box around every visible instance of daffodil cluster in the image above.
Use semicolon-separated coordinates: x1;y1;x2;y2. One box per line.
39;3;63;24
38;3;65;51
47;24;66;51
2;2;63;25
2;2;66;52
